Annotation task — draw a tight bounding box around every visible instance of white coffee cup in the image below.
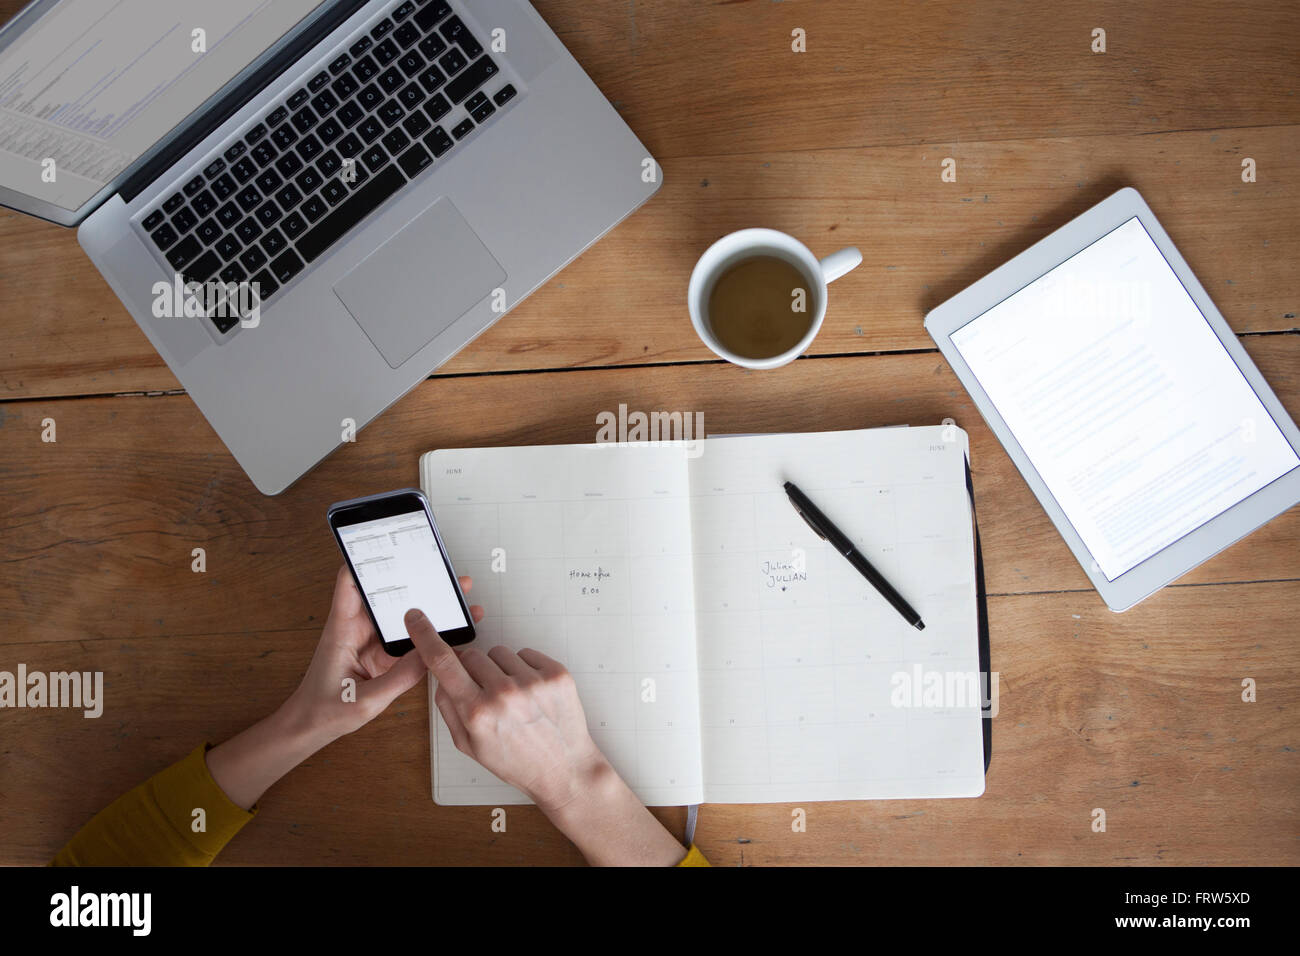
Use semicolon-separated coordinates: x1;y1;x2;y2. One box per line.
688;229;862;369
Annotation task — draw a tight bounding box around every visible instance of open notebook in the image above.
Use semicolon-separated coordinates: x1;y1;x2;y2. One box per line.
419;426;987;806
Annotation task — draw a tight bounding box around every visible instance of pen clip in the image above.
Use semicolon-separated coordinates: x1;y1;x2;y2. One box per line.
793;506;827;541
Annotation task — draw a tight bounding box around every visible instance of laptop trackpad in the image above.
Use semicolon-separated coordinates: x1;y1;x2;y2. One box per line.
333;198;506;369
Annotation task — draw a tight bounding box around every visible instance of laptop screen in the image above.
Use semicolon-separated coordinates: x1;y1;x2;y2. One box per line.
0;0;327;212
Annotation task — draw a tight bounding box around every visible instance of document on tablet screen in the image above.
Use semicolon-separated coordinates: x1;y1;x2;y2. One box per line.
951;216;1299;581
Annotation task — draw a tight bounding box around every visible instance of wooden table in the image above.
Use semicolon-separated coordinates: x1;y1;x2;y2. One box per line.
2;0;1297;866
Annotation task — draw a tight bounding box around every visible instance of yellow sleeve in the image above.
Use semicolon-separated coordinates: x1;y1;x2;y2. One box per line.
51;744;256;867
676;843;711;866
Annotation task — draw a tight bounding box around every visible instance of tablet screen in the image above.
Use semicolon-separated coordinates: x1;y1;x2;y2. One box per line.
951;216;1299;581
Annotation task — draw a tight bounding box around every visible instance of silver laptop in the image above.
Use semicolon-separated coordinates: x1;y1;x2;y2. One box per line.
0;0;660;493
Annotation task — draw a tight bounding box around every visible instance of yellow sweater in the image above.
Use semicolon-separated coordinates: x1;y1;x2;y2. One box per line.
52;745;710;867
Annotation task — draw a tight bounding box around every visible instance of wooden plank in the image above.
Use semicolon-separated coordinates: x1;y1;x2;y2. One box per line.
2;124;1297;399
3;340;1297;647
3;580;1295;865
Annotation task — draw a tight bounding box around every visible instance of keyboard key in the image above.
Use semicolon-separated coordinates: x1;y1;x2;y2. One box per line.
402;109;431;137
308;71;330;92
262;227;288;256
441;17;481;58
166;235;202;270
415;0;452;32
270;250;304;285
211;311;240;334
271;125;298;151
360;142;387;170
444;56;497;103
224;141;247;163
151;221;178;250
203;158;226;179
418;33;447;61
252;140;278;165
322;179;348;205
451;117;474;139
239;246;268;271
374;38;399;66
245;122;268;144
394;21;420;49
143;209;165;231
329;53;352;76
348;36;372;58
267;106;289;128
297;134;323;161
492;84;517;107
358;116;385;143
393;1;416;23
469;98;495;123
465;92;488;112
338;100;365;128
275;151;304;177
216;201;241;228
371;18;394;41
215;233;242;260
418;64;445;93
423;124;453;156
287;88;309;109
282;210;308;239
232;157;258;183
379;98;405;126
183;249;221;283
381;127;409;154
211;173;237;200
353;54;379;81
357;84;383;110
438;48;466;75
317;116;344;144
378;66;405;94
337;133;362;158
236;186;262;212
311;89;339;116
172;206;198;234
275;184;303;209
398;142;432;177
297;165;405;263
295;167;324;193
183;176;205;197
291;107;318;133
398;51;424;77
255;200;282;227
424;93;451;120
219;262;246;284
196;218;221;244
334;76;361;106
250;270;278;303
302;194;328;222
235;218;262;243
255;169;283;194
318;150;342;176
162;192;185;213
192;190;217;217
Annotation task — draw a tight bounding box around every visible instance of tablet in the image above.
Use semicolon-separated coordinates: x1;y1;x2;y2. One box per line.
925;187;1300;611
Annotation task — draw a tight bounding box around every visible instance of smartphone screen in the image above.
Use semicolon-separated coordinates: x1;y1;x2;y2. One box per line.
329;490;474;652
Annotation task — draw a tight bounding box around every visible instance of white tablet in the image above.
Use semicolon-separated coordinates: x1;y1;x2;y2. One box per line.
925;187;1300;611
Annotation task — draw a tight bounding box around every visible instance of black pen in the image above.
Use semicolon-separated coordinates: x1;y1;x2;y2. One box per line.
783;480;925;631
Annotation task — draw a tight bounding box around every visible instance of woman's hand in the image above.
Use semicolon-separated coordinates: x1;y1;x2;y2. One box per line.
206;566;483;810
404;609;690;866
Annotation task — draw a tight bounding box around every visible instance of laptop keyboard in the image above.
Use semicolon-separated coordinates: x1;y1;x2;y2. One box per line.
140;0;518;334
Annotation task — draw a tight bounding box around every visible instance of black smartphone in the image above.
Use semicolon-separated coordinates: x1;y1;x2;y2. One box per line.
327;489;475;655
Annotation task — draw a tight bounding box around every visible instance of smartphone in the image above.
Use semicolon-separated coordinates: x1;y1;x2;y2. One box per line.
327;489;475;655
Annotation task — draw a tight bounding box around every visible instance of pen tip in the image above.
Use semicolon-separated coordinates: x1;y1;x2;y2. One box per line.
914;620;925;631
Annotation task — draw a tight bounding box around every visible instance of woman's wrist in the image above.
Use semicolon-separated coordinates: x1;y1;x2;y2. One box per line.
205;697;337;811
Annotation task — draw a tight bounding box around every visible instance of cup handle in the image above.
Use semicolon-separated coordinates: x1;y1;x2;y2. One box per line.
819;246;863;284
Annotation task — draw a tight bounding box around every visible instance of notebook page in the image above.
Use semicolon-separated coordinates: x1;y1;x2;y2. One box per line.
421;442;706;807
688;427;986;802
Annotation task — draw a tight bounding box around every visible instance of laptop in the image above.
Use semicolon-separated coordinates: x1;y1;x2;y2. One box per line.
0;0;661;494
